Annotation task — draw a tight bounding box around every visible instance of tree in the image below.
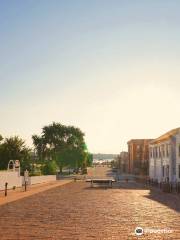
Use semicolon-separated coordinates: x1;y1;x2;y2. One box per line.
32;135;46;162
86;153;93;167
32;122;89;173
0;136;31;171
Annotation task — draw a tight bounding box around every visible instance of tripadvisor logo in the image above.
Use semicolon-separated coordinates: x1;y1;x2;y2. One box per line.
135;227;144;236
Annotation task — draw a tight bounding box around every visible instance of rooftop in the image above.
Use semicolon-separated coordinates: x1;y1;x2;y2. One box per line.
150;127;180;144
127;139;153;144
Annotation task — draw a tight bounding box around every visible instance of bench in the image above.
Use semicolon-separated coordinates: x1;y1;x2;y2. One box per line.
86;179;115;188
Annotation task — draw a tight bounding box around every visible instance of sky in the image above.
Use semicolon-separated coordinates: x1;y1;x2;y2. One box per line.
0;0;180;153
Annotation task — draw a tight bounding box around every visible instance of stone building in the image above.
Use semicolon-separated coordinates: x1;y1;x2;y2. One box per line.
149;128;180;183
127;139;152;175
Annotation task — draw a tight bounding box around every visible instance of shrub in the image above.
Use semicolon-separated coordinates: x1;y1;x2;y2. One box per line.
42;160;58;175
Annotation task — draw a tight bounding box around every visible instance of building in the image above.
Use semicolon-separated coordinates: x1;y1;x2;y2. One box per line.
117;151;129;173
127;139;153;175
149;128;180;183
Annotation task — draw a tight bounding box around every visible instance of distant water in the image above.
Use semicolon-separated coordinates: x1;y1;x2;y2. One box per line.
93;159;114;163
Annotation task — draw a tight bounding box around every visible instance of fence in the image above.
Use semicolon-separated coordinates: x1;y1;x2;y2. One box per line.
135;176;180;194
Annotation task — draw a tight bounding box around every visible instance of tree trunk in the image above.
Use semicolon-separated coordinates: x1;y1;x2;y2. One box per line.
59;165;63;174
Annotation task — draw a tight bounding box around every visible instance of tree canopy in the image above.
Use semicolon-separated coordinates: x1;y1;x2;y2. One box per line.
0;136;31;171
0;122;92;175
32;122;91;172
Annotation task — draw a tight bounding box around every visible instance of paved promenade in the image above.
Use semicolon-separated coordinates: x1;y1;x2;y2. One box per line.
0;167;179;239
0;180;72;206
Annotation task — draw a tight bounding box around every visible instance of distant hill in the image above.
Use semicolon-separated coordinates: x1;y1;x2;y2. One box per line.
93;153;118;160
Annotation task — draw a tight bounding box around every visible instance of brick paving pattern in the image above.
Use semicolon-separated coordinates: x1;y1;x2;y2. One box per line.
0;180;71;206
0;179;180;240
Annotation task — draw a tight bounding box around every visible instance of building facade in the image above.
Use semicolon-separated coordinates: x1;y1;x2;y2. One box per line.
127;139;152;175
117;151;129;173
149;128;180;183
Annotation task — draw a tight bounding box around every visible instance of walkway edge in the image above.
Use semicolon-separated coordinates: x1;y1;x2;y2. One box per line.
0;180;72;206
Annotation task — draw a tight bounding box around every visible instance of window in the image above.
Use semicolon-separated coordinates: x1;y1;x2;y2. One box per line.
156;147;158;158
162;145;165;157
179;165;180;179
153;148;156;158
166;165;169;178
179;145;180;157
136;145;141;153
149;147;152;158
136;153;140;159
162;166;164;177
159;146;161;158
166;144;169;157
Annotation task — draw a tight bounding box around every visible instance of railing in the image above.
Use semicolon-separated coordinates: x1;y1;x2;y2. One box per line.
175;182;180;193
135;176;180;194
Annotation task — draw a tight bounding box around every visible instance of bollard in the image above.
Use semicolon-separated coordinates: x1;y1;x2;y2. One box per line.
24;181;27;192
5;182;8;197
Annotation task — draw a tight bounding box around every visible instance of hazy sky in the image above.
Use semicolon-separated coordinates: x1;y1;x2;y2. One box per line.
0;1;180;153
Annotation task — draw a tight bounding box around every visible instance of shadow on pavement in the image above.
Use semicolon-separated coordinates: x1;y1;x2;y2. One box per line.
144;188;180;213
116;182;149;190
84;180;180;213
84;182;149;190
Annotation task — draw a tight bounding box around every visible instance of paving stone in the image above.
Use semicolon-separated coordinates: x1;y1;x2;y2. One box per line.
0;181;179;239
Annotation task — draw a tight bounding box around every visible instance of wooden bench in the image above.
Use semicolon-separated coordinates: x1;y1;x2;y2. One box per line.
86;179;115;188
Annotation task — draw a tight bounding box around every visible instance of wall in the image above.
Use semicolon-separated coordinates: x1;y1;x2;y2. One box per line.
0;171;57;190
128;139;152;175
149;138;179;182
176;133;180;181
0;171;22;190
29;175;56;185
149;157;154;179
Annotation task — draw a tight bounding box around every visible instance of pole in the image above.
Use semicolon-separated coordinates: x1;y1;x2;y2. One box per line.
5;182;8;197
25;181;27;192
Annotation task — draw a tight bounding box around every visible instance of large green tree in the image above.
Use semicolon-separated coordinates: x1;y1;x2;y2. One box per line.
32;122;90;172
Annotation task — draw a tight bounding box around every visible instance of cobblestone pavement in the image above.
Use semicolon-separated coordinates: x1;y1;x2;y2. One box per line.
0;168;180;239
0;180;71;206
